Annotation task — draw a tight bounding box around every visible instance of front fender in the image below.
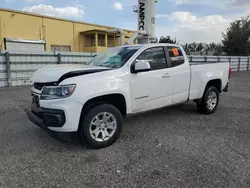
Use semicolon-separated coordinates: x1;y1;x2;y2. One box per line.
60;70;132;114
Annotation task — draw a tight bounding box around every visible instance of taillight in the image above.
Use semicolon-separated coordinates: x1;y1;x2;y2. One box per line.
229;66;232;79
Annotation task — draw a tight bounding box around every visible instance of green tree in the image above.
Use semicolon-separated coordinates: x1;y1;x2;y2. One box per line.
189;42;198;51
214;44;224;56
205;42;216;51
222;17;250;56
159;36;176;44
196;43;204;51
182;42;223;55
182;43;189;53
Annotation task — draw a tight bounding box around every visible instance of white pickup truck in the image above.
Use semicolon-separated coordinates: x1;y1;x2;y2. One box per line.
27;43;231;149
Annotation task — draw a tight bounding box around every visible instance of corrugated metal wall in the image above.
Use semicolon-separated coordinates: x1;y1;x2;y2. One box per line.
0;51;95;87
0;54;8;87
0;51;249;88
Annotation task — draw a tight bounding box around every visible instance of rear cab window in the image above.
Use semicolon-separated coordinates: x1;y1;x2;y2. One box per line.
166;46;185;67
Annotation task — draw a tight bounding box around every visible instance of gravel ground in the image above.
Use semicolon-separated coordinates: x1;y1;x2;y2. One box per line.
0;72;250;188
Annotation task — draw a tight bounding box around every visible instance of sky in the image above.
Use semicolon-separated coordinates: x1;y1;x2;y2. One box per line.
1;0;250;44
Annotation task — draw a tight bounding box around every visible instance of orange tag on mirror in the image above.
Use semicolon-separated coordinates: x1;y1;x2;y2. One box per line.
172;48;179;56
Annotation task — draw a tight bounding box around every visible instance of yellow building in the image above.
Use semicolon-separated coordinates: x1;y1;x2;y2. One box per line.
0;8;135;53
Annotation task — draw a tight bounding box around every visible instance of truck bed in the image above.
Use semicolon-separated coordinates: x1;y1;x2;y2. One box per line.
188;62;230;100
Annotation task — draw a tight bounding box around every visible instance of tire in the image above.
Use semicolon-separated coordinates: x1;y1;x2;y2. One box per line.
78;104;123;149
197;86;219;114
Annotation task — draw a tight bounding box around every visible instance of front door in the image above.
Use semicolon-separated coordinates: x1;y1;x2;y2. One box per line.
130;47;173;113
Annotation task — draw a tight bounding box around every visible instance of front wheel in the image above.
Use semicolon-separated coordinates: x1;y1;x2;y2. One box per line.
197;86;219;114
79;104;123;149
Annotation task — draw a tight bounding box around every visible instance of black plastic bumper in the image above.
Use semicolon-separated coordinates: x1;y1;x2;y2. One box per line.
28;105;66;127
27;105;77;142
27;107;46;129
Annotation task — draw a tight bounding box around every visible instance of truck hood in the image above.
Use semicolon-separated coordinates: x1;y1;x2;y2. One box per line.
30;64;111;83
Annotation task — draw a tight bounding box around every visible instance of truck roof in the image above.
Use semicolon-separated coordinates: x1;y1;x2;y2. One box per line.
124;43;181;48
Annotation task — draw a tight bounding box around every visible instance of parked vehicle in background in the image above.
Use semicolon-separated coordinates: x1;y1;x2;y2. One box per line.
27;43;231;149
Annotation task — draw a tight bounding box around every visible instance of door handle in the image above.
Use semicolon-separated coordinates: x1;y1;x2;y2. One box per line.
162;73;170;78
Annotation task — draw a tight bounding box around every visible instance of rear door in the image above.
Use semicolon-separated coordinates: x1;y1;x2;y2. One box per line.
165;46;191;103
130;46;174;112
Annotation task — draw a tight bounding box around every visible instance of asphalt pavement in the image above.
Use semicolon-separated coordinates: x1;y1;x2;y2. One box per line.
0;72;250;188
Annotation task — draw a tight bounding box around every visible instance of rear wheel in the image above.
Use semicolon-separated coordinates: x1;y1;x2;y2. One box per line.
197;86;219;114
79;104;123;149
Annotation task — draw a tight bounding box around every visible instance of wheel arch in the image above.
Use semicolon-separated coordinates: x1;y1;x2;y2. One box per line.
80;93;127;119
204;79;222;94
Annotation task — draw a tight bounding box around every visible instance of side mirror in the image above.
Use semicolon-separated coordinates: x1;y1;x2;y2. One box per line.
132;61;151;73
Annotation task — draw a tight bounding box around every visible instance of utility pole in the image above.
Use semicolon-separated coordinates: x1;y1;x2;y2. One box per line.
131;0;158;44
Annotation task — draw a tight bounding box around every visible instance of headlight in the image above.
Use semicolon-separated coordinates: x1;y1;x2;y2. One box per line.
41;84;76;100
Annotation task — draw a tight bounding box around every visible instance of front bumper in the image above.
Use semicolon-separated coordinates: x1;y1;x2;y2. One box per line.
27;105;66;128
27;96;83;141
27;106;77;142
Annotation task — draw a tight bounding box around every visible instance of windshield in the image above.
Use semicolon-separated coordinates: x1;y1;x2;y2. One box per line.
87;46;141;68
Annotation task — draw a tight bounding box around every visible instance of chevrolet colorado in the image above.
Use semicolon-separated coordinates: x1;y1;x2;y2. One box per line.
27;43;231;149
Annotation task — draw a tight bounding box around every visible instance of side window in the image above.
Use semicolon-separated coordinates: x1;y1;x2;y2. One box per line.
167;46;185;67
136;47;167;71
